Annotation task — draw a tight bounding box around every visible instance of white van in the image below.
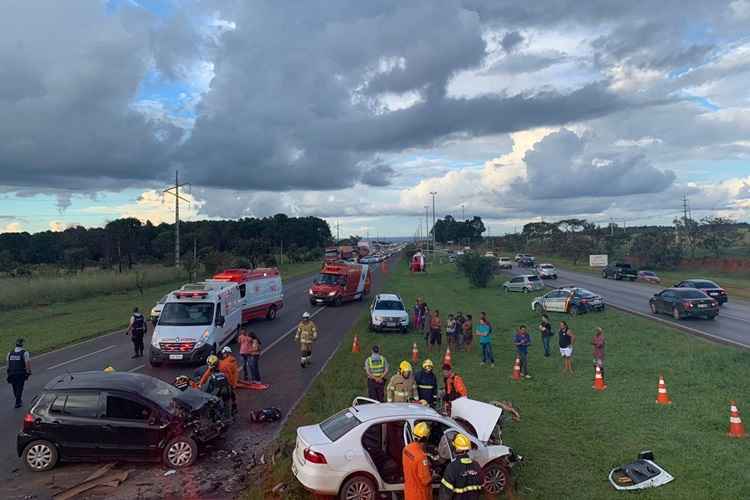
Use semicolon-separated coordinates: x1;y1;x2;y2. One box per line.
149;281;243;367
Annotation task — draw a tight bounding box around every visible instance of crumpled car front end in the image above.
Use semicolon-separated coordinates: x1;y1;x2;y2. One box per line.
171;389;232;443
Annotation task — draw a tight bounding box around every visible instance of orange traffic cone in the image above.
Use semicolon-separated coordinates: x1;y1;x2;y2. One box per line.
351;335;360;353
592;365;607;391
655;374;672;405
443;347;452;366
727;401;747;438
411;343;419;363
511;355;522;381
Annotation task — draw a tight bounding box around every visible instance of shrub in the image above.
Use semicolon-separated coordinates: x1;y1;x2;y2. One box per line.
456;253;496;288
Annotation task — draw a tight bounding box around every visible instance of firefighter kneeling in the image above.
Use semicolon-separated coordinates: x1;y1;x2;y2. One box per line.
439;434;483;500
402;422;433;500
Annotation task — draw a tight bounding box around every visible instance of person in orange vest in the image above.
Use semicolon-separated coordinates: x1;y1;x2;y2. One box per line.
402;422;433;500
218;346;240;388
442;363;467;415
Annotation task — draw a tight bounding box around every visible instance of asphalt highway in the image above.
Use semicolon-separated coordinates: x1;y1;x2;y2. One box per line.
0;255;398;497
506;265;750;348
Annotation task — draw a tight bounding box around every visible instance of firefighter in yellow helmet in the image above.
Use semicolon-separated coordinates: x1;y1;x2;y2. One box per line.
403;422;433;500
295;312;318;368
439;434;483;499
387;361;418;402
103;366;115;373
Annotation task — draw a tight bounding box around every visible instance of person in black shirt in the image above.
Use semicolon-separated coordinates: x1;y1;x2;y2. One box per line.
558;320;576;374
127;307;147;358
6;338;31;408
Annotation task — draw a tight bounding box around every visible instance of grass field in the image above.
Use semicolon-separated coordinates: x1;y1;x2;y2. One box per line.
246;259;750;500
0;260;321;356
534;255;750;302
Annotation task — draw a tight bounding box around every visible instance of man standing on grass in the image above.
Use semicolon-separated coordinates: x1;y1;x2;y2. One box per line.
364;345;389;402
513;325;531;379
7;338;31;409
539;314;553;357
592;327;605;376
559;320;576;374
476;317;494;367
126;307;147;358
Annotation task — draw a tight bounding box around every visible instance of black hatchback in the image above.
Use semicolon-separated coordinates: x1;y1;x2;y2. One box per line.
18;371;230;471
649;288;719;320
674;279;728;305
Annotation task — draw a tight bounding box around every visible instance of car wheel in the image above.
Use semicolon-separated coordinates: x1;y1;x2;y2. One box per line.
533;303;543;313
504;286;510;293
309;298;316;306
709;314;717;320
339;474;378;500
649;302;657;314
334;296;343;307
162;436;198;468
23;440;59;472
615;273;622;280
672;307;681;320
523;287;529;294
602;272;607;279
266;305;277;320
482;461;511;495
569;306;578;316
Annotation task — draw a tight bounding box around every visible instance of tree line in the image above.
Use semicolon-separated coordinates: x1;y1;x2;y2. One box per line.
0;214;331;275
493;217;748;269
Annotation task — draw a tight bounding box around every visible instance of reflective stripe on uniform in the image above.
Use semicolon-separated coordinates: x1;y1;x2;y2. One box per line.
440;478;482;493
367;357;385;376
417;384;434;389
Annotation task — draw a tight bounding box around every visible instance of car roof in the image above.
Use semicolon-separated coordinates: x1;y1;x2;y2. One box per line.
376;293;402;301
683;278;717;284
350;402;441;421
44;371;162;393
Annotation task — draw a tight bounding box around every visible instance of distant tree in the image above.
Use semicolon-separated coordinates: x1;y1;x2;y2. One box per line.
631;230;683;269
696;217;741;258
456;253;496;288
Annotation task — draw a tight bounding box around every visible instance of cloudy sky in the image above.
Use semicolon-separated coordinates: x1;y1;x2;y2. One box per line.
2;0;750;237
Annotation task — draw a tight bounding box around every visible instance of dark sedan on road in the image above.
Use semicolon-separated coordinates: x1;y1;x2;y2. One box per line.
18;372;231;471
674;279;728;305
649;288;719;320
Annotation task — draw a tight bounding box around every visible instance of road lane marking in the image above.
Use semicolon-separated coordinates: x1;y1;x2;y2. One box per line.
261;306;326;356
46;345;117;371
128;364;145;372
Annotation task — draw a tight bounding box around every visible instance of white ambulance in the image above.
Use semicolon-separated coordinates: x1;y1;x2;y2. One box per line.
149;281;243;366
210;268;284;322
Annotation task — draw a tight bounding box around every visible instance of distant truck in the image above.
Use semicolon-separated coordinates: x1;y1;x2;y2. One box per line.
602;263;638;281
309;262;372;306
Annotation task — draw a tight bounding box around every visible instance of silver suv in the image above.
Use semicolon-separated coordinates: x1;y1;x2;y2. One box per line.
369;293;409;332
503;274;544;293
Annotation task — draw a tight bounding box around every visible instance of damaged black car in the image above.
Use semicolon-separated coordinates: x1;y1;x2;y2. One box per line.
17;371;231;471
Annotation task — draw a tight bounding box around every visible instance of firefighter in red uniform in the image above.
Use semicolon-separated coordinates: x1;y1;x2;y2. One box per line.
403;422;433;500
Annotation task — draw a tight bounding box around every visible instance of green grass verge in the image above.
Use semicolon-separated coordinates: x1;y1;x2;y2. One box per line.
535;255;750;302
0;261;320;357
245;259;750;500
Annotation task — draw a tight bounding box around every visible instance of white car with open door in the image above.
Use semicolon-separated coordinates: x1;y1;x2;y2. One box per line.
291;397;521;499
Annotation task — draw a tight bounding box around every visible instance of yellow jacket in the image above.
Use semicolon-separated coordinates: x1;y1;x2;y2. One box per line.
295;320;318;344
387;373;418;402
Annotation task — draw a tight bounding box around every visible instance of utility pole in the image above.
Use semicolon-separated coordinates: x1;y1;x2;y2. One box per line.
163;170;190;267
192;236;197;280
424;206;429;250
430;192;437;251
336;219;340;242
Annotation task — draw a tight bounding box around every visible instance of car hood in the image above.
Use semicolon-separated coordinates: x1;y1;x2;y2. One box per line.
154;324;210;341
450;397;502;443
310;284;339;294
171;388;221;414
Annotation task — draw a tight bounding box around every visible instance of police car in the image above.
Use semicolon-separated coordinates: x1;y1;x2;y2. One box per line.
531;286;605;315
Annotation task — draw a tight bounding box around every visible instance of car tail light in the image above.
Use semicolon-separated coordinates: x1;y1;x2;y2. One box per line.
23;413;34;431
683;301;693;309
304;448;327;464
580;299;589;305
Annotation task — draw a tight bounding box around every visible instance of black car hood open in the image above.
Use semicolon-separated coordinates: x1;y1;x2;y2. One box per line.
173;388;220;412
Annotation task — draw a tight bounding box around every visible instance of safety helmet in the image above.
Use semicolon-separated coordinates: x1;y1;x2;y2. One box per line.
206;354;219;367
302;312;311;319
413;422;431;439
453;433;471;452
174;375;190;390
221;346;232;354
103;366;115;373
422;359;434;370
399;360;412;374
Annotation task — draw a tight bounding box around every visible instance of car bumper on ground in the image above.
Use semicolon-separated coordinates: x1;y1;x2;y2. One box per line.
149;343;213;364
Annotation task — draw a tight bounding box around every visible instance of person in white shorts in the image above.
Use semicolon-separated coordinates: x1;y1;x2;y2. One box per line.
558;320;576;374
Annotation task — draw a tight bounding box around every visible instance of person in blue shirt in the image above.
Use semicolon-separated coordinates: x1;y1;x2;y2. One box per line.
513;325;532;379
475;317;494;366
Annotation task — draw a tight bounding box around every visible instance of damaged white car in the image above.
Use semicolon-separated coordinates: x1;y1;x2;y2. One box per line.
292;397;521;499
